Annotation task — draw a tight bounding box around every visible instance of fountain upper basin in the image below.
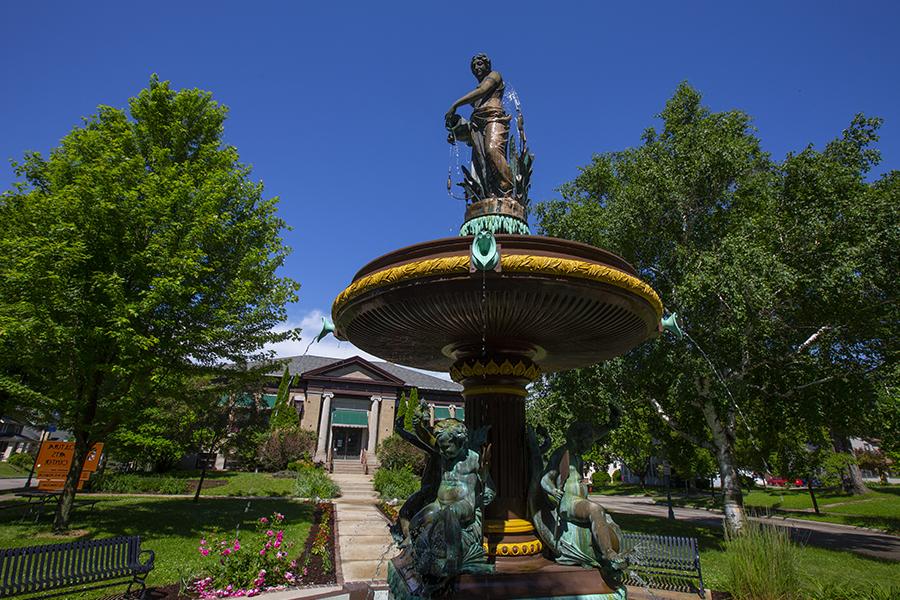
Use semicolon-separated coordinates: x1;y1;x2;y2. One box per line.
332;235;662;373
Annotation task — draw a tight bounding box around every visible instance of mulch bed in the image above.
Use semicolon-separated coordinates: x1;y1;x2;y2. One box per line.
186;478;228;493
296;502;337;585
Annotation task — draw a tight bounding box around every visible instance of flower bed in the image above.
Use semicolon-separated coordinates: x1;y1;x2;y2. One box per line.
189;505;335;598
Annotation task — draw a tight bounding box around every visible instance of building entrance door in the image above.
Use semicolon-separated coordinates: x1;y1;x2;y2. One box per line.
331;427;363;460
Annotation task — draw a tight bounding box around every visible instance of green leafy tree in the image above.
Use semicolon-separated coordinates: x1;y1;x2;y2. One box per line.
0;76;300;530
536;83;897;531
404;388;419;432
268;366;299;431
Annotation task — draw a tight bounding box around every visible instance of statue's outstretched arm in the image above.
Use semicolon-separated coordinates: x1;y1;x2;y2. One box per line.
446;72;501;117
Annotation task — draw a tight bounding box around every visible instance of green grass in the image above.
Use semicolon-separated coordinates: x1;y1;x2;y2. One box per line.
197;471;298;497
611;512;900;596
0;496;314;599
0;462;29;478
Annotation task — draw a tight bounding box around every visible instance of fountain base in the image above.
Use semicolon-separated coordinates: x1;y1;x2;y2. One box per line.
388;554;626;599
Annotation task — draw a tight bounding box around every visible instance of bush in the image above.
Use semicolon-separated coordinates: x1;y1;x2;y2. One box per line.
91;473;189;494
7;452;34;471
294;466;339;499
257;429;317;472
376;435;427;474
193;512;300;596
591;470;611;487
610;469;620;482
724;520;801;600
373;467;420;500
287;459;315;472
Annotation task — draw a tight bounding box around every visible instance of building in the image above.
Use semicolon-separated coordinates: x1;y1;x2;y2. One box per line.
0;417;67;461
268;355;463;466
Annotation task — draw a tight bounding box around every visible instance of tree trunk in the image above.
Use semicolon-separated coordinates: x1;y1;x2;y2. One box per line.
832;435;870;495
53;432;89;532
807;474;820;515
193;463;207;503
701;401;746;533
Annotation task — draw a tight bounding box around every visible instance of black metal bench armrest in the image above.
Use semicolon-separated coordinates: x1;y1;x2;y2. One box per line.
139;548;155;570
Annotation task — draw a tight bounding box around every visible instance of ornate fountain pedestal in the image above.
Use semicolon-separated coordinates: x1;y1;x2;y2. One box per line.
333;234;661;599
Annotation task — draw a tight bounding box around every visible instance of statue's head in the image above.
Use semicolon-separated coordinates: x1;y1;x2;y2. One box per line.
470;53;492;79
434;418;468;461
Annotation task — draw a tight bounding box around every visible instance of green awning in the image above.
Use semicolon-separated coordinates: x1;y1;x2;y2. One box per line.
331;409;368;427
263;394;277;408
456;407;465;420
434;406;451;420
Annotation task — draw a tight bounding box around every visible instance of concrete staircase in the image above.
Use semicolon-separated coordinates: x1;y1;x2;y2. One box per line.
331;473;396;582
331;459;368;475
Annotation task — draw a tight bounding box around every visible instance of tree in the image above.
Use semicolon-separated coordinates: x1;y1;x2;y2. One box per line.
0;76;300;530
536;83;897;531
268;366;299;431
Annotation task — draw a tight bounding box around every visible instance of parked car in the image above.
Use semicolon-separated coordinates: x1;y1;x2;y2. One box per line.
765;476;789;486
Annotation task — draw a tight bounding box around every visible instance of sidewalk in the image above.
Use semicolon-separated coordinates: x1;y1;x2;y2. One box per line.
331;473;396;583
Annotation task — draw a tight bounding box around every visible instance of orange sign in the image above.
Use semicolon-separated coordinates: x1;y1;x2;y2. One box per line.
35;441;104;491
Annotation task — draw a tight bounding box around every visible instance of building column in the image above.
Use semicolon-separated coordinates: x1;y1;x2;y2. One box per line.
314;392;334;462
366;396;381;456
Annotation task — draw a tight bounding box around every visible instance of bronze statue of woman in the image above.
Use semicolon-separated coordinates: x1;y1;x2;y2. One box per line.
445;53;513;198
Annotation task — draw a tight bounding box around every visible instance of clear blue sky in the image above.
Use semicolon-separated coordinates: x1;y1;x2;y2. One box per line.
2;1;898;359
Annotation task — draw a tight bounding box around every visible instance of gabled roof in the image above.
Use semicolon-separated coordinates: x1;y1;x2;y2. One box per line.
302;355;406;386
268;355;462;393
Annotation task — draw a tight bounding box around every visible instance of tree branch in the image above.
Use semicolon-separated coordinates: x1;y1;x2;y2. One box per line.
796;326;831;354
650;398;714;451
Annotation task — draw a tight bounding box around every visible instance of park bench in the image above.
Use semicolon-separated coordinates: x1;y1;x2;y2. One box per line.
620;532;705;598
0;535;154;598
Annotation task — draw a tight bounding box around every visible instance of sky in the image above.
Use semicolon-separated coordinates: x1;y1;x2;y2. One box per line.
2;1;898;364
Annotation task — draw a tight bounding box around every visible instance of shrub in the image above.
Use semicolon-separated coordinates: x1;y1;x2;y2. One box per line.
91;473;189;494
724;520;801;600
376;435;426;474
373;467;420;500
257;429;317;472
193;512;299;598
7;452;34;471
591;470;611;487
287;459;315;472
610;469;620;483
294;466;339;499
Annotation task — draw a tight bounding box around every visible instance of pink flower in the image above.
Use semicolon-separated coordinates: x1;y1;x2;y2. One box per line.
259;517;269;524
266;529;274;537
222;548;231;556
199;548;209;556
259;548;266;556
273;540;281;549
233;540;241;551
285;571;295;582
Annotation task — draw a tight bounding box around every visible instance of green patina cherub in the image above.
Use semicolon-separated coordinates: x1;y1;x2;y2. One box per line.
527;410;627;588
391;402;494;597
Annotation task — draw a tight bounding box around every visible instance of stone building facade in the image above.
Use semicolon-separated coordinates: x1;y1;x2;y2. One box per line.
269;355;463;465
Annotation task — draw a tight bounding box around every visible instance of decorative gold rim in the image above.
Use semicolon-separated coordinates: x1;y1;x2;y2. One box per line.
450;359;541;383
484;518;535;534
483;539;543;556
332;254;663;317
463;385;528;398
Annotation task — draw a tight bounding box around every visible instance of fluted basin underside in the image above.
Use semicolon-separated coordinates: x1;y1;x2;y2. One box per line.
332;235;662;372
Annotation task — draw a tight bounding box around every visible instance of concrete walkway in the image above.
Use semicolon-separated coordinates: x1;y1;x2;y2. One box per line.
332;473;397;583
596;494;900;561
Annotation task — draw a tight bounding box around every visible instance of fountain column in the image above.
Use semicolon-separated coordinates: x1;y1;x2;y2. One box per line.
451;354;543;557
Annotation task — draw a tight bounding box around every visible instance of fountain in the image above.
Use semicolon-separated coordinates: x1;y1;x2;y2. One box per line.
330;54;663;599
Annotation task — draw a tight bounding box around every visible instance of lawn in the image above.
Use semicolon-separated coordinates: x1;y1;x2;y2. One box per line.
0;496;314;599
197;471;297;497
611;511;900;597
0;462;29;478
